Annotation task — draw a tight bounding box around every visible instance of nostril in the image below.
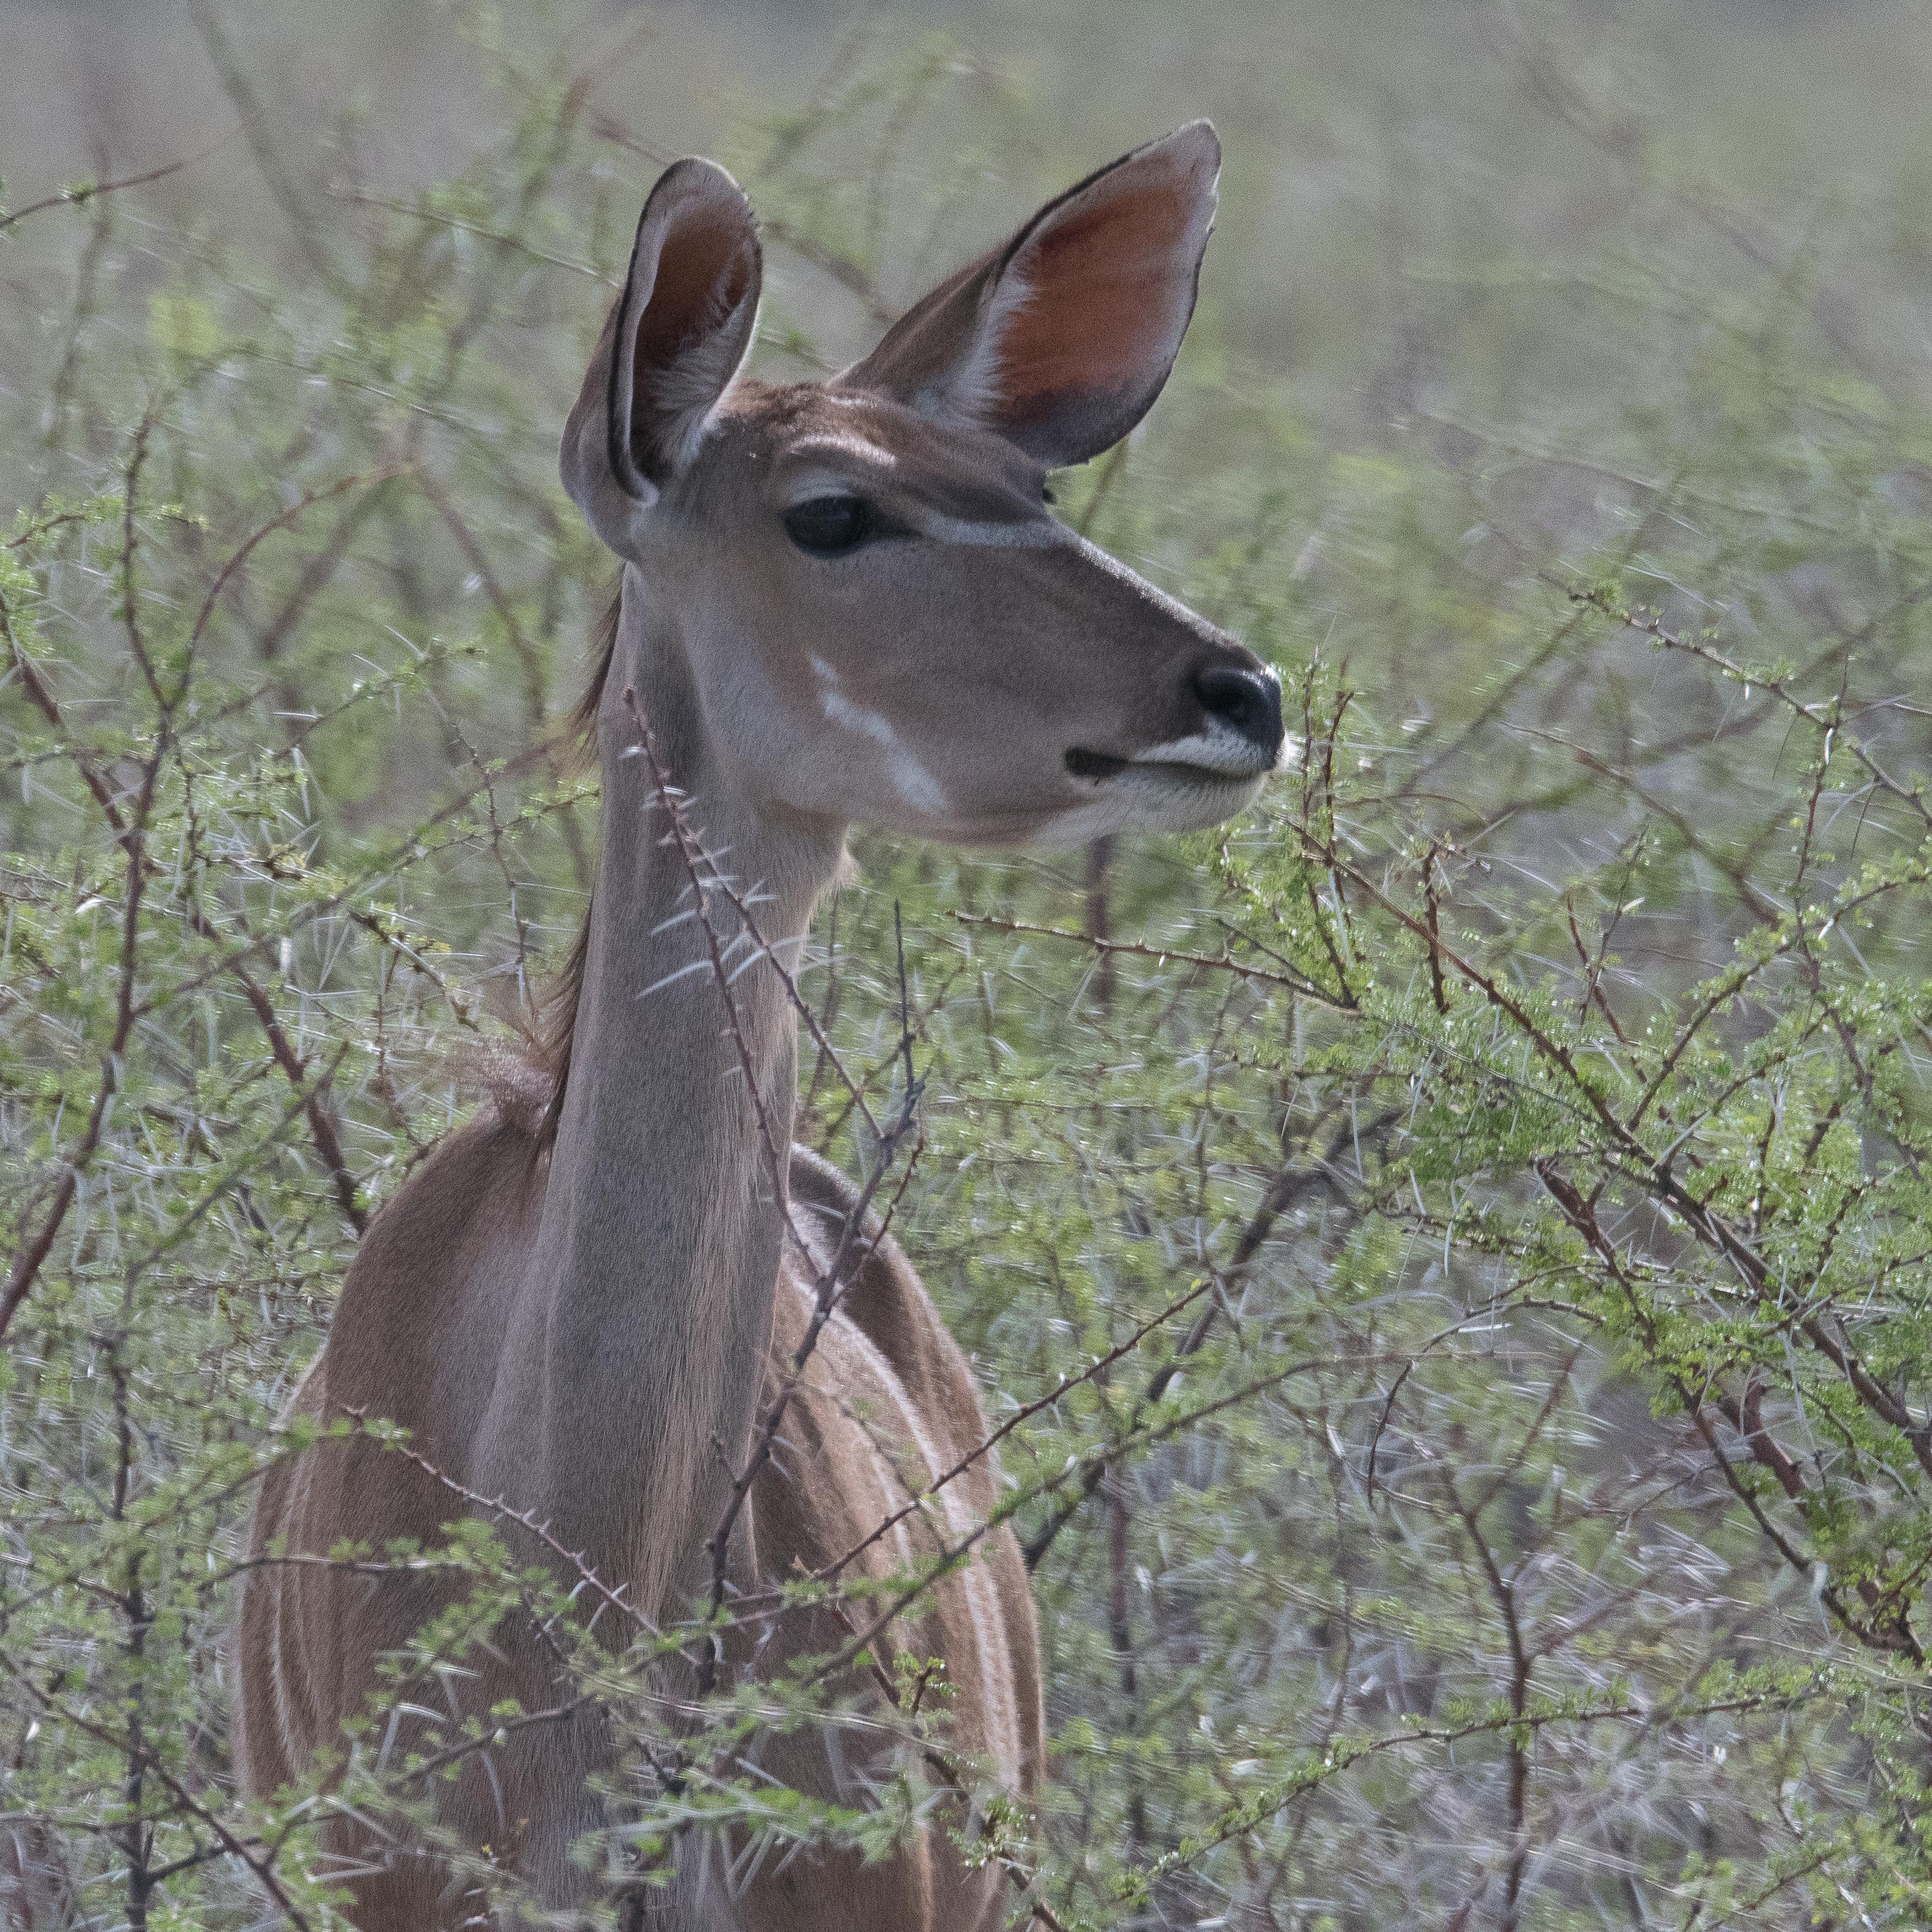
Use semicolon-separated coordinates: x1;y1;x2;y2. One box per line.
1194;665;1283;749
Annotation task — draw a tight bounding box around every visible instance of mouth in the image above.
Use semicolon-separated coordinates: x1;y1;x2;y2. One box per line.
1055;744;1272;840
1064;746;1277;786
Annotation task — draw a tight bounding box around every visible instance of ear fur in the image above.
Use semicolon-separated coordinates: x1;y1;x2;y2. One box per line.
837;122;1219;468
560;158;761;549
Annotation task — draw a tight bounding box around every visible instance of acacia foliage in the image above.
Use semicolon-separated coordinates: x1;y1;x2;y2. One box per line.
2;8;1931;1928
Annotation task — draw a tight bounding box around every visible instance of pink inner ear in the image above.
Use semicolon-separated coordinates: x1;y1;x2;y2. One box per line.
994;171;1202;426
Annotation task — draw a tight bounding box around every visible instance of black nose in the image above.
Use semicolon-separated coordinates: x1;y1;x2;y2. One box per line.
1194;663;1283;751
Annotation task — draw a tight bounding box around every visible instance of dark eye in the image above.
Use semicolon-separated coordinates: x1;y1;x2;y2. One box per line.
783;495;876;558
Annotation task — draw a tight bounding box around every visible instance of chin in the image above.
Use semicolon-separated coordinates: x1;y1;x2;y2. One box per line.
1026;769;1269;847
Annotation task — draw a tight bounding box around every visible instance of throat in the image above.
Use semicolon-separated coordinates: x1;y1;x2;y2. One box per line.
490;573;845;1621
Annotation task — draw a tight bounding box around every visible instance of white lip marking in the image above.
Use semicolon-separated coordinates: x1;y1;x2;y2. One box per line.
1132;718;1289;778
813;663;949;813
1034;763;1269;846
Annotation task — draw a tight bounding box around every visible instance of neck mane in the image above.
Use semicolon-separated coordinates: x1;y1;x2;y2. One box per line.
477;564;846;1626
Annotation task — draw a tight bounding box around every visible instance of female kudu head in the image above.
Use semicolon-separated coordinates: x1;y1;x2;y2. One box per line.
560;120;1283;846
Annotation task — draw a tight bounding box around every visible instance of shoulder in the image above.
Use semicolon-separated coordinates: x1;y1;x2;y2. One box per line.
785;1143;997;1473
357;1105;542;1259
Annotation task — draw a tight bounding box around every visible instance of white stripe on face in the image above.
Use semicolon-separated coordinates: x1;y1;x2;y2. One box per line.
780;436;902;496
918;511;1071;549
812;659;949;813
780;450;1059;549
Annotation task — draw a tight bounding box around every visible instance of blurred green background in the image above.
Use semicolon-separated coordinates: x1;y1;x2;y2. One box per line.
12;0;1932;424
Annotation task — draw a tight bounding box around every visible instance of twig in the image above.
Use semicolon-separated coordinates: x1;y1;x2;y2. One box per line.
812;1251;1227;1585
614;686;924;1693
226;973;366;1234
338;1408;649;1636
1421;843;1450;1016
1577;590;1932;830
2;493;374;1240
0;130;239;231
622;686;882;1141
1437;1463;1532;1932
0;1656;313;1929
1;742;155;1344
814;1351;1390;1679
1022;1113;1385;1569
701;903;926;1662
956;911;1341;1006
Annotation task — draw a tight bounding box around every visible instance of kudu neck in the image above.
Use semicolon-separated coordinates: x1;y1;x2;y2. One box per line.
511;569;844;1618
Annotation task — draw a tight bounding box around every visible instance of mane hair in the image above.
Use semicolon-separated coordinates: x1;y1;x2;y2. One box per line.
533;577;624;1152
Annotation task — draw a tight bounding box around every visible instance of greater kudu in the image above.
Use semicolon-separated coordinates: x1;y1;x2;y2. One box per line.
234;120;1285;1930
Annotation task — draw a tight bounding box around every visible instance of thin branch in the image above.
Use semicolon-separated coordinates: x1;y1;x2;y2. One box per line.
0;130;239;231
1022;1113;1385;1569
338;1410;651;1637
955;910;1343;1006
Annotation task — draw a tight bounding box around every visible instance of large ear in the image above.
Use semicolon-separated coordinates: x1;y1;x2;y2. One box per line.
560;158;761;547
837;122;1219;468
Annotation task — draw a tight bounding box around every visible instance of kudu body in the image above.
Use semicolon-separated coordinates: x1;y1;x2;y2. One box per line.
234;122;1284;1930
